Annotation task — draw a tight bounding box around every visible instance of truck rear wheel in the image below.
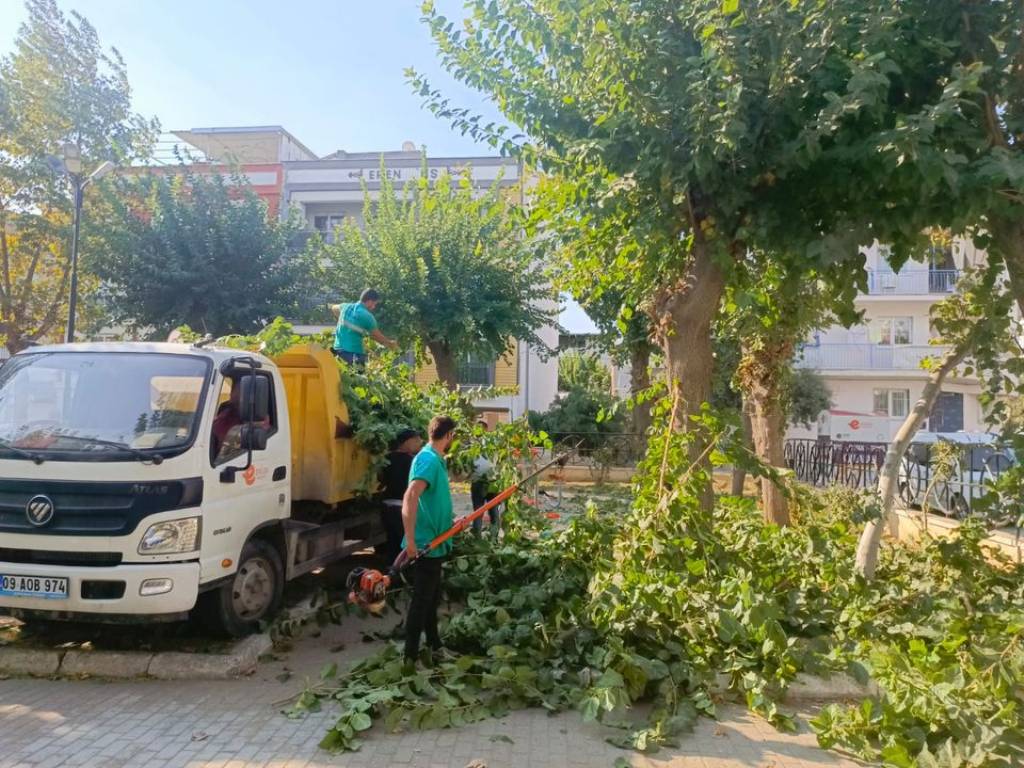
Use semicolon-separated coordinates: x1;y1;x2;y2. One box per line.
201;539;284;637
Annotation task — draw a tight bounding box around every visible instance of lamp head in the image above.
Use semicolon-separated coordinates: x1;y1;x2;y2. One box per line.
62;142;82;175
88;161;116;182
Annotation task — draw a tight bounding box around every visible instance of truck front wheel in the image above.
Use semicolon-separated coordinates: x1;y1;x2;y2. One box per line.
201;539;284;637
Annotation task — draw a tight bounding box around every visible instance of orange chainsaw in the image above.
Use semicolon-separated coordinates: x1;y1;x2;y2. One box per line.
346;446;576;612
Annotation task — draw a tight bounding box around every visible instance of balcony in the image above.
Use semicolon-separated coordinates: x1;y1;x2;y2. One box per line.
866;269;958;295
795;344;949;371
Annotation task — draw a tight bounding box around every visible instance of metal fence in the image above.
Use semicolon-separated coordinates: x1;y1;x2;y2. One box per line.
784;438;1017;522
784;439;887;490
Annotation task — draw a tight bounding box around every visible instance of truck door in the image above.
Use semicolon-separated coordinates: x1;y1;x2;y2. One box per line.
200;368;290;583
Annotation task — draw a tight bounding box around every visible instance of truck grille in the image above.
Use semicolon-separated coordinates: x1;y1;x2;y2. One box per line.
0;548;123;567
0;477;203;537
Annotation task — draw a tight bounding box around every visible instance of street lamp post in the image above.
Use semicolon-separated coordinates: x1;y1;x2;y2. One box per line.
60;143;114;343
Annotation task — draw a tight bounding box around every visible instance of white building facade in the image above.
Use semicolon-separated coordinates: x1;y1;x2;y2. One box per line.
789;238;990;443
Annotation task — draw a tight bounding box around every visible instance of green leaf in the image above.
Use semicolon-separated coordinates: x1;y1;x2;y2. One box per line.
349;712;373;732
383;706;406;733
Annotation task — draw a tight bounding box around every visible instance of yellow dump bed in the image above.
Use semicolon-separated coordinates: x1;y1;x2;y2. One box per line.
272;343;371;505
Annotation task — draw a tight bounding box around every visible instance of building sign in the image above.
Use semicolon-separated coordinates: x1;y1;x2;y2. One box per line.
348;165;470;182
287;162;517;187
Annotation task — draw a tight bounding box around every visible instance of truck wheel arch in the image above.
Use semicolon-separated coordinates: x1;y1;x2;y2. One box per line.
246;521;287;567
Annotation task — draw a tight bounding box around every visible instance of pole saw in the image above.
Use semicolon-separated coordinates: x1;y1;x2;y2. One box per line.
346;445;577;612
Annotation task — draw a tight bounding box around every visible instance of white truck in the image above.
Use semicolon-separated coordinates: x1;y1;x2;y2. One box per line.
0;342;383;635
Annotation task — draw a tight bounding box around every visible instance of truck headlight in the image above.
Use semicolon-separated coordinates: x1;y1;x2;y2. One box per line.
138;517;200;554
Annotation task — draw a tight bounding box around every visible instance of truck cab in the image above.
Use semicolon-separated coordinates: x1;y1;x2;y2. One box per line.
0;342;381;635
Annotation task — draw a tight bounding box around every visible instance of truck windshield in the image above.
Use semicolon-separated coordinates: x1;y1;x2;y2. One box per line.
0;352;210;460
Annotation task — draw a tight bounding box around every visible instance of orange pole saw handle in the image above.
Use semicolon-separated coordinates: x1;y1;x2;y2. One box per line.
426;483;519;551
396;445;578;573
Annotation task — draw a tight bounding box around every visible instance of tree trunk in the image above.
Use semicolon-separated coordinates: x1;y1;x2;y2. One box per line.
427;340;459;390
748;387;790;525
653;242;726;512
629;342;652;457
989;215;1024;317
855;343;969;579
0;327;28;354
730;397;754;496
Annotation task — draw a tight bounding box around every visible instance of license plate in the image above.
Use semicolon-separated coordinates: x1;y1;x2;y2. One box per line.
0;574;69;599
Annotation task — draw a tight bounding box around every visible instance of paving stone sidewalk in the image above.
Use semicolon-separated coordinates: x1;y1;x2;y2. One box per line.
0;672;860;768
0;616;860;768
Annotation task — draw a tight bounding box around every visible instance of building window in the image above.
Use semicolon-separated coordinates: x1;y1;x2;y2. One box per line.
457;353;496;388
313;215;347;243
873;388;910;418
871;317;912;346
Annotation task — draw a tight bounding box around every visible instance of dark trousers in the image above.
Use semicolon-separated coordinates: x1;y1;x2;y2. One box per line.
470;481;502;535
380;502;404;565
404;556;444;660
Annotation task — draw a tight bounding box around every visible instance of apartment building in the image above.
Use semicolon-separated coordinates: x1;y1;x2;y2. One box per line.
167;126;558;421
789;238;990;442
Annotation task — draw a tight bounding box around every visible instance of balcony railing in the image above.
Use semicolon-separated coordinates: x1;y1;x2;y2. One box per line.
795;344;949;371
866;269;959;295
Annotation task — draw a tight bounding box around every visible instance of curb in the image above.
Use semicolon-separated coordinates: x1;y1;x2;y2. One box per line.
62;649;154;679
148;634;272;680
0;634;273;681
707;671;878;703
0;647;62;677
783;672;879;702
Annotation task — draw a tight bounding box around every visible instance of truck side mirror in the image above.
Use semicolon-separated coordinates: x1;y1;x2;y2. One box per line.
240;424;268;452
238;375;270;422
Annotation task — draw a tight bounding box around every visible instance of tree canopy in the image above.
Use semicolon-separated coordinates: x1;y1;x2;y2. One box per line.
88;169;311;338
317;166;556;388
0;0;157;351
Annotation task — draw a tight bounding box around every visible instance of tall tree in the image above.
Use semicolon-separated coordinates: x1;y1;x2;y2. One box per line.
414;0;968;509
0;0;157;351
856;264;1014;578
318;167;556;389
727;258;851;524
88;169;311;337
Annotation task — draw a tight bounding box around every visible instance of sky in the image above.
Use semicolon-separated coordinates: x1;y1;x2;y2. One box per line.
0;0;598;332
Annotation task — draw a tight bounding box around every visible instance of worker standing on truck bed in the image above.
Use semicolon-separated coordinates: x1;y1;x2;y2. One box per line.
401;415;457;669
330;288;398;365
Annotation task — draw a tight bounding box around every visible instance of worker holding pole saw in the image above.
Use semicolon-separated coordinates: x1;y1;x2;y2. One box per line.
346;422;576;671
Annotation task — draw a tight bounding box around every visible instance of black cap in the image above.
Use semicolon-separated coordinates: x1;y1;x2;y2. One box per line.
391;428;421;448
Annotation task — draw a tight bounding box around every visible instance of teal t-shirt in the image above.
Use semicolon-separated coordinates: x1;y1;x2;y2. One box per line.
402;445;454;558
334;302;378;355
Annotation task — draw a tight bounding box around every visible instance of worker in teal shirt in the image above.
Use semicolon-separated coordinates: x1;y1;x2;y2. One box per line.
401;415;456;667
330;288;397;365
